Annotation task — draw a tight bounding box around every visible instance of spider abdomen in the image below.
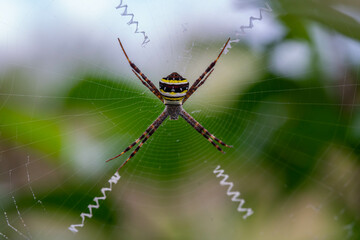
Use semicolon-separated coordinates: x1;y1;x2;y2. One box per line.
160;72;189;104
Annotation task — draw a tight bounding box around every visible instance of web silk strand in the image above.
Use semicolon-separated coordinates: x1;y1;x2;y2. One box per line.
0;232;8;239
26;156;45;211
213;165;253;219
116;0;150;46
68;172;121;233
5;170;32;239
4;211;29;240
224;2;273;54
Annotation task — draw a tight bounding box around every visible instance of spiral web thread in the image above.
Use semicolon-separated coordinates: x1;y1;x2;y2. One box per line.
68;172;121;233
115;0;150;46
224;2;273;54
213;165;253;219
1;166;38;240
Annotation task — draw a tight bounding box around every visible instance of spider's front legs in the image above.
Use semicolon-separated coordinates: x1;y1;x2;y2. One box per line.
182;69;214;104
117;38;164;103
180;110;232;153
182;38;230;104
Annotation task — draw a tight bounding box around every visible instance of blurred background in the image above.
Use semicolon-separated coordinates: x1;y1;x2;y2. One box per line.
1;0;360;239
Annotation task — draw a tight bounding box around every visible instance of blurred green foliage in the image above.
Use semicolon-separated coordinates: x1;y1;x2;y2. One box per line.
0;106;62;158
1;0;360;239
277;0;360;41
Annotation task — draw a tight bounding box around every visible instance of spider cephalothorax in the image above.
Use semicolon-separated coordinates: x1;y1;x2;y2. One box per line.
108;38;232;171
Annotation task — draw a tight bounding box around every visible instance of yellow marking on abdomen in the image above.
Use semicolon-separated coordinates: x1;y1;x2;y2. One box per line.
161;79;188;84
163;96;185;101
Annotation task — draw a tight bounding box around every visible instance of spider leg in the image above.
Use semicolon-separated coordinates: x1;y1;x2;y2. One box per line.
116;111;168;171
183;38;230;103
107;110;168;170
196;69;214;89
106;124;154;163
186;110;232;148
131;69;162;99
182;69;214;104
117;38;164;102
180;110;232;153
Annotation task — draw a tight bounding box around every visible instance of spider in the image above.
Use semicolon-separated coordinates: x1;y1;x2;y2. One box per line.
107;38;232;171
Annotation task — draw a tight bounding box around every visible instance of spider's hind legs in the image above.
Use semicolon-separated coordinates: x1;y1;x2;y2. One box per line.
180;109;233;153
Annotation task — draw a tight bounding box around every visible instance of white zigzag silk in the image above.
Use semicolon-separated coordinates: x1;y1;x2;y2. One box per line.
68;172;121;233
68;3;273;231
239;2;273;34
224;2;273;54
213;165;253;219
116;0;150;46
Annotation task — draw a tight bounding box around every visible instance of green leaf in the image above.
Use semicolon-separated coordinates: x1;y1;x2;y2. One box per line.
235;74;346;189
64;75;162;128
279;15;311;41
0;105;62;158
277;0;360;41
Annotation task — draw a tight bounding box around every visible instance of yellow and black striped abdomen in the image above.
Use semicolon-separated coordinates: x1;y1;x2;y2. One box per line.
159;72;189;104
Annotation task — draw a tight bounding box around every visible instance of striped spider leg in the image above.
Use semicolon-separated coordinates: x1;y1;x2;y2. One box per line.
106;110;169;171
180;109;232;154
182;37;230;104
117;38;164;103
181;38;232;152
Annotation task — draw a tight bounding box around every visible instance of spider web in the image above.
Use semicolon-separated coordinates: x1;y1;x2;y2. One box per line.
1;0;360;239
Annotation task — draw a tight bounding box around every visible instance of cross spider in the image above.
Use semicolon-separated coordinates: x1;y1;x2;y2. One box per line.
107;38;232;171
